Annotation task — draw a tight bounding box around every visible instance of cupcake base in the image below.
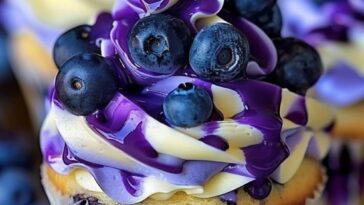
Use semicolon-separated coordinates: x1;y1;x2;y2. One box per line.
42;158;326;205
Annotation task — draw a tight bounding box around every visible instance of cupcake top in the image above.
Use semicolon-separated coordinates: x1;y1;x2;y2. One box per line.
279;0;364;107
41;0;334;204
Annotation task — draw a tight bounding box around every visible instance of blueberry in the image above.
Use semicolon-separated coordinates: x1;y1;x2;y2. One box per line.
53;25;100;68
128;14;192;74
56;53;119;116
0;169;35;205
250;5;282;38
0;133;34;169
189;23;249;81
163;83;213;127
269;38;323;95
229;0;277;19
244;178;272;200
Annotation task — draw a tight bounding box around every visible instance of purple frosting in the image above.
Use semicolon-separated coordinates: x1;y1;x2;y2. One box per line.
40;0;329;204
315;61;364;106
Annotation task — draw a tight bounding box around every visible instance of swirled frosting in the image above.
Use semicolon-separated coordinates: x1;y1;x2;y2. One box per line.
41;0;335;204
279;0;364;106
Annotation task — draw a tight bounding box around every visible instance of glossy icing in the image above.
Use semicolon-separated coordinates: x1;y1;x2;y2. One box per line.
41;0;334;204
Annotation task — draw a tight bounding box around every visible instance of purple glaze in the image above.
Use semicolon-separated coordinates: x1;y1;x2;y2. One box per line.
222;80;288;177
284;96;308;125
315;61;364;106
200;135;229;151
90;12;114;41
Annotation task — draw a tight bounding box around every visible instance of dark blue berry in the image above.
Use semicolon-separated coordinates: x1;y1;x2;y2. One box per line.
229;0;277;19
189;23;249;81
0;169;35;205
163;83;213;127
250;5;282;38
53;25;100;68
0;133;34;169
270;38;323;95
244;178;272;200
56;53;119;116
128;14;192;74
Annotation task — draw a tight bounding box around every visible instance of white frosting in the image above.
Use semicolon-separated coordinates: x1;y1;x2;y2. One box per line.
44;85;333;200
211;85;245;119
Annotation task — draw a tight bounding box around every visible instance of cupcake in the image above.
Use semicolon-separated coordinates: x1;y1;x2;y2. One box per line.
40;0;334;204
279;0;364;139
0;0;115;127
279;0;364;203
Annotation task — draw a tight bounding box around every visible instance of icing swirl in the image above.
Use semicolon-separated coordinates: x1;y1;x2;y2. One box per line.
41;0;334;204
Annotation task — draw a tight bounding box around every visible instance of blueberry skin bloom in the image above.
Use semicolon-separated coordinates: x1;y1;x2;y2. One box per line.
163;83;213;127
56;53;119;116
53;25;100;69
0;169;35;205
230;0;277;19
272;38;323;95
190;23;250;81
128;14;192;74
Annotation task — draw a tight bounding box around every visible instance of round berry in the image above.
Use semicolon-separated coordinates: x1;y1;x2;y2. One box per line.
163;83;213;127
229;0;277;19
53;25;100;68
0;169;35;205
250;5;282;38
270;38;323;95
189;23;249;81
56;53;119;116
128;14;192;74
244;178;272;200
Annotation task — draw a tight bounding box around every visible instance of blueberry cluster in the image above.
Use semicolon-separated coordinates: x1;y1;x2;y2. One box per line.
53;0;323;128
0;133;40;205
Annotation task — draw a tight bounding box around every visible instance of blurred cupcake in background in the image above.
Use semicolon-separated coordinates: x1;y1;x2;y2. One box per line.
279;0;364;204
0;0;115;127
0;8;33;135
1;9;49;204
